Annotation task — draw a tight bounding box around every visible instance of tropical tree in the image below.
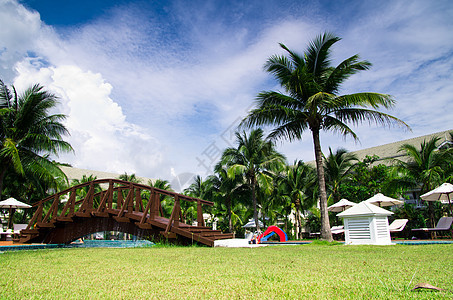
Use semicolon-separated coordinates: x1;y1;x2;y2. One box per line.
220;128;286;231
71;174;102;199
241;32;408;241
339;155;396;202
276;160;317;239
148;178;174;216
0;79;73;199
183;175;210;224
395;136;453;226
324;147;357;204
208;163;247;232
119;172;142;184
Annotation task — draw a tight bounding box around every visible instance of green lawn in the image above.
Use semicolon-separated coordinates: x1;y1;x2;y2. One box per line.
1;244;452;299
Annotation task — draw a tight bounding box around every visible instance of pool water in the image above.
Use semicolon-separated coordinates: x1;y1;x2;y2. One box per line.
0;239;154;252
69;240;154;248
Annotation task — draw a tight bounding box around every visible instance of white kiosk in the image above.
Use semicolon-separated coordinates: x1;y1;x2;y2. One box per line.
337;201;393;245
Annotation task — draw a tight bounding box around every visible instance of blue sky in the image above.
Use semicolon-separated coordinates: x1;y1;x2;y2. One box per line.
1;0;452;190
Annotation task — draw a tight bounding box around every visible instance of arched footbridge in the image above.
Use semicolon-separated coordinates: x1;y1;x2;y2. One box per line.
16;179;233;247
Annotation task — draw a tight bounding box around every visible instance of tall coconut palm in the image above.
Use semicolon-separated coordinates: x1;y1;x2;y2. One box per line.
220;128;286;231
241;32;408;241
324;147;357;204
0;80;73;199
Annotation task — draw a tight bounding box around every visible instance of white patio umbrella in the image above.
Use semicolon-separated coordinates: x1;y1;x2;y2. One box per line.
0;197;31;229
328;198;357;212
420;183;453;215
365;193;404;207
242;219;264;228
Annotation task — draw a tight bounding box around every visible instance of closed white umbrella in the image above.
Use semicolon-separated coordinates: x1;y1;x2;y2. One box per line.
0;197;31;229
328;199;357;212
365;193;404;207
242;219;264;228
420;183;453;215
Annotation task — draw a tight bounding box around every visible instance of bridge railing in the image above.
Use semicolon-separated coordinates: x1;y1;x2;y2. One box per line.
25;179;213;234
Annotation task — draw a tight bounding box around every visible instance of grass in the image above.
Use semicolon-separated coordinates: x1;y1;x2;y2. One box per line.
0;244;452;299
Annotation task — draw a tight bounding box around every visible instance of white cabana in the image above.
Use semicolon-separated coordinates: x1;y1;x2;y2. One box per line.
338;201;393;245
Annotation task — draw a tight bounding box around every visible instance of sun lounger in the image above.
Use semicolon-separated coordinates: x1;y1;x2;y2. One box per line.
389;219;408;233
331;225;344;235
12;224;28;241
310;226;344;239
412;217;453;238
388;219;408;239
13;224;28;233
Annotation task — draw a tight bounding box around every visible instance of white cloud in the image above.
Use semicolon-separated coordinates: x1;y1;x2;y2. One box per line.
1;0;452;184
13;59;163;177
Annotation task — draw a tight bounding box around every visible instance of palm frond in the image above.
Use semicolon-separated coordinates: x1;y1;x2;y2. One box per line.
333;107;409;129
325;54;372;93
267;118;310;142
322;115;358;140
305;32;340;77
335;92;395;109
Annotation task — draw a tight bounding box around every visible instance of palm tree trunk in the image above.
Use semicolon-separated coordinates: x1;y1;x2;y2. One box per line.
295;204;302;240
312;129;333;241
0;166;7;200
251;177;260;231
226;195;232;233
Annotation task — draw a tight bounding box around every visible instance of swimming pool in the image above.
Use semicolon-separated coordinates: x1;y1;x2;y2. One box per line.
0;240;154;252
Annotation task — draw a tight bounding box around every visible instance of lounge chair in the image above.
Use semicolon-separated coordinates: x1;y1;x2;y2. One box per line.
388;219;408;239
309;225;344;238
412;217;453;239
331;225;344;235
12;224;28;241
13;223;28;233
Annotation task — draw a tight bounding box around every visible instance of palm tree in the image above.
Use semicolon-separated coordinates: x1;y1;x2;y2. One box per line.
185;175;208;199
324;147;357;204
277;160;317;239
396;137;449;194
220;128;286;231
0;80;73;199
119;172;142;184
208;162;247;232
241;32;408;241
148;178;174;216
395;136;452;226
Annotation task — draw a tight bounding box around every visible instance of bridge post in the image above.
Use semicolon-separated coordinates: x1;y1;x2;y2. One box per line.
117;189;123;208
197;200;204;227
149;192;157;219
134;189;142;212
107;180;113;209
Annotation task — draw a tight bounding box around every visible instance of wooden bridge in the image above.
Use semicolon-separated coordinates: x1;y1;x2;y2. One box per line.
16;179;233;246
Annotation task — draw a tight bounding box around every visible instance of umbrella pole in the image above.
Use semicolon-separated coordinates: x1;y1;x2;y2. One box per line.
448;194;452;217
8;206;12;229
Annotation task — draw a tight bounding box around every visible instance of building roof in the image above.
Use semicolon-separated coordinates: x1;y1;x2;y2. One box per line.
60;166;154;184
307;129;452;166
350;129;452;163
